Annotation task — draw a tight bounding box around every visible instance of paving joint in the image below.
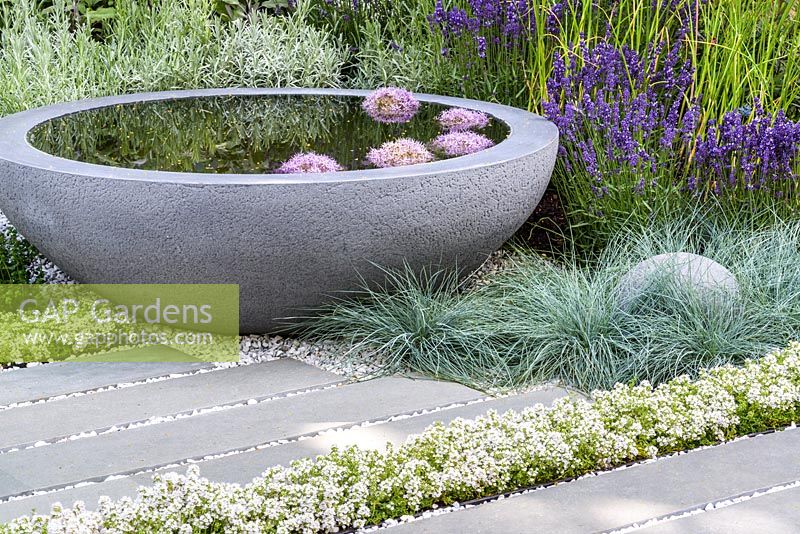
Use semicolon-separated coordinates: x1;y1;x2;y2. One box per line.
0;364;233;412
368;425;799;532
0;395;495;504
604;478;800;533
0;379;348;455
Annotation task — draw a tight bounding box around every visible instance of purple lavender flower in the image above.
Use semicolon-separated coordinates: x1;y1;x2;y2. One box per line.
547;2;566;34
366;138;434;168
277;152;342;174
476;35;487;58
362;87;420;124
430;131;495;157
437;108;491;132
543;37;698;200
544;33;800;211
692;102;800;195
429;0;536;53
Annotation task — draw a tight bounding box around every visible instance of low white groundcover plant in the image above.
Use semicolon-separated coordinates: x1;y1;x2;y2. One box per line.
4;342;800;533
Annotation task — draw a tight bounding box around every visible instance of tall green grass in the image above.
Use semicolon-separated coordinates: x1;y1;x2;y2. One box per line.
686;0;800;122
300;213;800;392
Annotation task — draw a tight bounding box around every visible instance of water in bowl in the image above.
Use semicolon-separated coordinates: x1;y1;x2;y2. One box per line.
28;95;509;174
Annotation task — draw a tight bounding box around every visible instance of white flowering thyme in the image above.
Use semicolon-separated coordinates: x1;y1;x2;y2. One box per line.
4;343;800;533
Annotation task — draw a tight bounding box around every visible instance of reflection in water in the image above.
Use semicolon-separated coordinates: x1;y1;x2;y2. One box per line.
29;95;509;174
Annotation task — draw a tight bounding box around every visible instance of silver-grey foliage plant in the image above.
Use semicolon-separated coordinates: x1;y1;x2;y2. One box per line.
0;0;346;117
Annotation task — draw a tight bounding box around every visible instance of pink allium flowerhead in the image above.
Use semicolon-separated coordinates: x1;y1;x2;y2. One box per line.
362;87;420;124
277;152;342;174
430;131;495;157
437;108;491;131
366;138;434;168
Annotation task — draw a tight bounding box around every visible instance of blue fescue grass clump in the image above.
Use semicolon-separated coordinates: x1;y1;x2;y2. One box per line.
308;267;516;388
300;215;800;392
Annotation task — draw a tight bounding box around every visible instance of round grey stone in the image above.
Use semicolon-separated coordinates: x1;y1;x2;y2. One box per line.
617;252;739;310
0;88;559;333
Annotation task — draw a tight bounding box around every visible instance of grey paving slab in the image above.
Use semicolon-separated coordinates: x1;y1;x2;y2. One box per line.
0;377;481;499
0;387;568;521
0;477;146;522
389;427;800;534
0;359;341;450
196;386;571;481
639;485;800;534
0;361;213;406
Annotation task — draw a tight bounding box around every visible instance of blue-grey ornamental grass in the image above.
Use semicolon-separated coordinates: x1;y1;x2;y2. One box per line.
300;212;800;393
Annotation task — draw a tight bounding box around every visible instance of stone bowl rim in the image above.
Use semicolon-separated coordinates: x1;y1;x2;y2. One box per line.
0;88;558;185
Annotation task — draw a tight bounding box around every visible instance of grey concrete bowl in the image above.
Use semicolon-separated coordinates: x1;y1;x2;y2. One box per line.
0;88;559;333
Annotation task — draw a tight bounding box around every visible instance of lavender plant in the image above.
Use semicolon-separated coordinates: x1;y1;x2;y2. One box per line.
542;36;700;244
690;103;800;214
428;0;551;107
544;34;800;246
424;0;799;120
426;0;694;109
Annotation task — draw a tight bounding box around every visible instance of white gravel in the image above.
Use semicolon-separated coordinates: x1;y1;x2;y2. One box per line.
238;334;383;378
29;255;74;284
